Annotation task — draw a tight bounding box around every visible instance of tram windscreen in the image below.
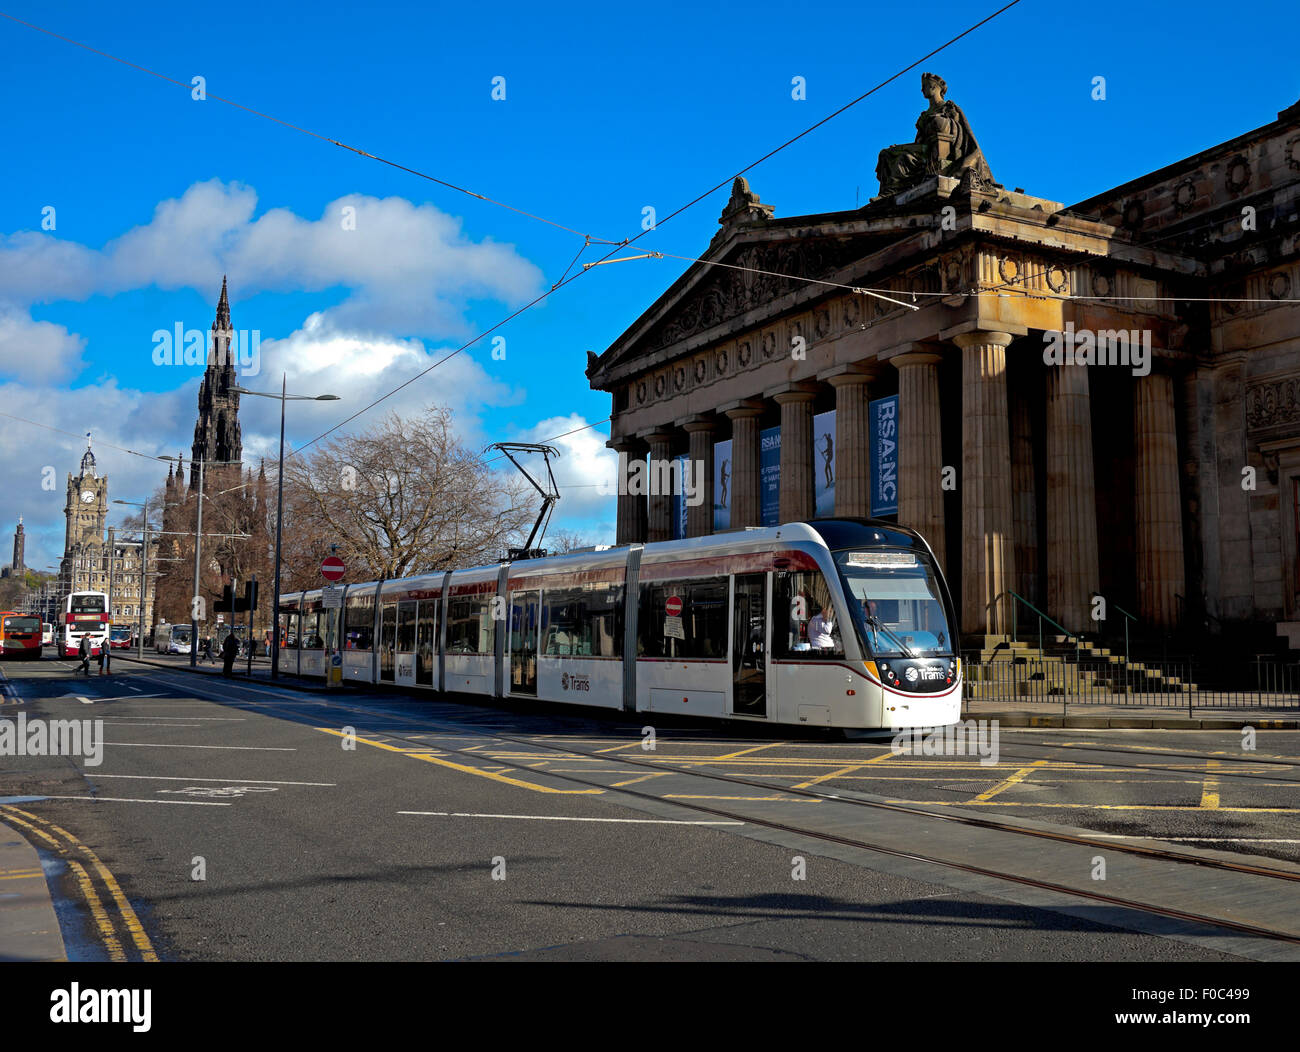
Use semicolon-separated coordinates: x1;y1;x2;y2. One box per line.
833;550;953;658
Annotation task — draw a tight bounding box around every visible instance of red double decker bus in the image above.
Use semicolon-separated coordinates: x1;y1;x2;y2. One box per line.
0;612;44;659
61;591;109;657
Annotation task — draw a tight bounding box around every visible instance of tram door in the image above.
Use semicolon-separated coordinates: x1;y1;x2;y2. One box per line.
732;574;768;717
509;590;540;696
379;602;396;682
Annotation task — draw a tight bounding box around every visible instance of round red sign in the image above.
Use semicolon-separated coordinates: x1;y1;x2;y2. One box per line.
665;595;683;617
321;556;346;582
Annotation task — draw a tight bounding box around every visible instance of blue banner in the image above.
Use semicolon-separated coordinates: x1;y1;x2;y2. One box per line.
673;453;689;539
760;425;781;526
870;395;899;517
713;439;732;531
813;409;836;517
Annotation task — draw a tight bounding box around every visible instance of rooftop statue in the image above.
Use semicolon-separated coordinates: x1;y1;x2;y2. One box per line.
876;72;998;197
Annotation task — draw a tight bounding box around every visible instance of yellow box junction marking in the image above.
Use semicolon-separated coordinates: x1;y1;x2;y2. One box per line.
315;728;602;794
1199;759;1220;810
974;760;1049;802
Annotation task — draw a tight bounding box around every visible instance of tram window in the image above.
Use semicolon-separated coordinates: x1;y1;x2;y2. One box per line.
344;594;374;650
773;571;844;659
637;578;728;660
396;601;417;652
446;594;496;655
301;612;323;650
542;583;623;657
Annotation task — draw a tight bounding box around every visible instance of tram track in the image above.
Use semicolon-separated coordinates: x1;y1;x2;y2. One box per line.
144;673;1300;947
992;739;1300;784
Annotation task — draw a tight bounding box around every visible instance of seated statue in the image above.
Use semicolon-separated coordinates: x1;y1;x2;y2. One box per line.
876;72;998;197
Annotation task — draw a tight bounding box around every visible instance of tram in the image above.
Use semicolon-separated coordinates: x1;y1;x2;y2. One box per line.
278;519;960;730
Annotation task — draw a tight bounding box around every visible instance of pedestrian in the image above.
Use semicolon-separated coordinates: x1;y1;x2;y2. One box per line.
77;635;92;675
221;631;238;678
201;635;215;664
98;640;110;676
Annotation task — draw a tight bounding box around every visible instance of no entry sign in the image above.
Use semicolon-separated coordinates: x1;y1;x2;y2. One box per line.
665;595;683;617
321;556;346;582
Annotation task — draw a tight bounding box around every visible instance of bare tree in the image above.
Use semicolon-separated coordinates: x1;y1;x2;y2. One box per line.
279;407;537;587
545;529;597;554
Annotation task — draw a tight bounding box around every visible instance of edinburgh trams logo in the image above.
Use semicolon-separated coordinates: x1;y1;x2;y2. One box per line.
560;672;591;692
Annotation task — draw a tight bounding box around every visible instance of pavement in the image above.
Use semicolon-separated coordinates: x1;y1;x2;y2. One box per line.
0;815;65;962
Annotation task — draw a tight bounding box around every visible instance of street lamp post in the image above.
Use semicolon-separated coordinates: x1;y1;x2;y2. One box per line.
234;376;338;678
114;498;151;660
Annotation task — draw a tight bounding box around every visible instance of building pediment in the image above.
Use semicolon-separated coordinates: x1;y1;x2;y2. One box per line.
589;195;972;387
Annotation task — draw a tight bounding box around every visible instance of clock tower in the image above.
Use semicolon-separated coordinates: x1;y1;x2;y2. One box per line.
65;437;108;553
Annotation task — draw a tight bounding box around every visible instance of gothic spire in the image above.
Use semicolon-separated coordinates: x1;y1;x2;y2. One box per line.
214;275;231;333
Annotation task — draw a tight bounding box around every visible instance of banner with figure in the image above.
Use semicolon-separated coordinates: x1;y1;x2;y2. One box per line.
813;410;836;517
713;439;732;531
760;425;781;526
870;395;899;517
673;453;689;539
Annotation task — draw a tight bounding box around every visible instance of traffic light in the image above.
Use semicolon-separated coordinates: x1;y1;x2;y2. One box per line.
244;579;258;612
214;584;236;613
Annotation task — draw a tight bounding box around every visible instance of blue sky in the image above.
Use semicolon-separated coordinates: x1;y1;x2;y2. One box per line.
1;0;1297;570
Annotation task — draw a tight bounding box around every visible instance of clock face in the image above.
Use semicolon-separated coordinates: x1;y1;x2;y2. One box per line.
80;490;96;504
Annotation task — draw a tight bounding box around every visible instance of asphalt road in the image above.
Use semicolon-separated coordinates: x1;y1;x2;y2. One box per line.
0;657;1283;962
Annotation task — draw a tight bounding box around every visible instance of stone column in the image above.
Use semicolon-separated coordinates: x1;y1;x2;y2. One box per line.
645;430;675;543
956;331;1016;637
774;385;817;524
1010;383;1039;605
892;351;946;571
1134;369;1186;626
1045;365;1101;634
610;438;646;545
827;369;873;519
683;416;716;538
725;401;764;528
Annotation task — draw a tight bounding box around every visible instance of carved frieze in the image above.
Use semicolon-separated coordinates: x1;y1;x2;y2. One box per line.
651;239;864;350
1246;375;1300;434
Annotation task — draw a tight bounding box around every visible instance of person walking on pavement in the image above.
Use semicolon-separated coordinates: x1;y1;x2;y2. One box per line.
98;640;110;676
221;631;238;678
77;635;92;675
201;635;215;664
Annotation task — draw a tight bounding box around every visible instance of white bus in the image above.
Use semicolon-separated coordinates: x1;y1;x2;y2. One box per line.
152;623;193;654
61;591;109;657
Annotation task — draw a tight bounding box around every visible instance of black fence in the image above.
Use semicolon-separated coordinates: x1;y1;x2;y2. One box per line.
962;654;1300;711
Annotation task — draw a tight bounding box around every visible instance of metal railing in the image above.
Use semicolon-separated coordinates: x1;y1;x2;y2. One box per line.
1005;590;1079;665
962;652;1300;712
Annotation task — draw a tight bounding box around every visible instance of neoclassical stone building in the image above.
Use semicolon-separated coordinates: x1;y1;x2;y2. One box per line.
587;80;1300;649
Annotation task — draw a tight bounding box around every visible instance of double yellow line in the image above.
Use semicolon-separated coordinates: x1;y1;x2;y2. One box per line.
0;805;157;962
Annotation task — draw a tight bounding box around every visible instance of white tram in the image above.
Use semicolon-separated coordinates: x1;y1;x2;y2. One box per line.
278;519;961;730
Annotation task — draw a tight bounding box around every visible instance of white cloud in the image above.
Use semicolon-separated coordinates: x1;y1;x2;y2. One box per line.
509;413;616;543
0;307;86;382
0;180;544;339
